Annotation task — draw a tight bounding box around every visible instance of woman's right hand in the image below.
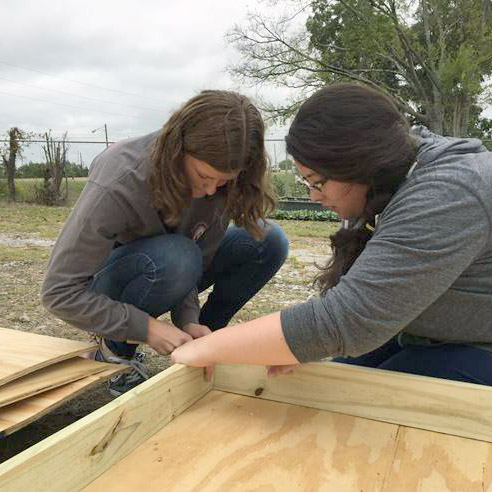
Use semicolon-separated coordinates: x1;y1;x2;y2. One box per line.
146;317;193;355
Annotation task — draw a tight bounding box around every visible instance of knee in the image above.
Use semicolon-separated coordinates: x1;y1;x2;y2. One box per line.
261;221;289;266
146;235;203;287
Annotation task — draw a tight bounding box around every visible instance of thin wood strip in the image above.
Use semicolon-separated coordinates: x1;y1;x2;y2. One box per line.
0;366;128;437
0;358;115;408
0;365;211;492
213;362;492;443
0;327;96;387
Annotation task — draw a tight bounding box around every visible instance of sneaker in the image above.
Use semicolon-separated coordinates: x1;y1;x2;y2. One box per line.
95;339;150;397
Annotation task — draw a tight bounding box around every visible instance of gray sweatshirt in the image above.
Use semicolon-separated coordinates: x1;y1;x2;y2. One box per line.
41;131;230;343
281;127;492;362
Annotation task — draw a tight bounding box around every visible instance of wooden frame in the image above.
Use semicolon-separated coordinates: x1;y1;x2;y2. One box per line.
1;361;491;491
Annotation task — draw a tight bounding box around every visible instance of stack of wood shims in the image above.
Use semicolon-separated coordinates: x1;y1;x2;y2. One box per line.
0;327;128;437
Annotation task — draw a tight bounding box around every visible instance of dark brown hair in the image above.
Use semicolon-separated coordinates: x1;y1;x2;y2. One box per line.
149;90;275;239
286;83;418;293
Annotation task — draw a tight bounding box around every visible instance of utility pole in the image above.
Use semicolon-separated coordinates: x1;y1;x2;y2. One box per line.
92;124;109;148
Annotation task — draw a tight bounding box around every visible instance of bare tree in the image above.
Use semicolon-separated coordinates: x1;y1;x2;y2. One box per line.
36;132;69;205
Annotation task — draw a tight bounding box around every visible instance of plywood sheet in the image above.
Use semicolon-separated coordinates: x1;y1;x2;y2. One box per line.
0;366;128;437
0;357;117;408
382;427;492;491
84;391;492;492
83;390;400;491
0;327;96;387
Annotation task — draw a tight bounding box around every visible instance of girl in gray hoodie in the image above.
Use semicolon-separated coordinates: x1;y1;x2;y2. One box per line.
42;90;289;395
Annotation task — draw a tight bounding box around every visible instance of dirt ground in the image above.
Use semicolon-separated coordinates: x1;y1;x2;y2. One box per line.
0;206;334;463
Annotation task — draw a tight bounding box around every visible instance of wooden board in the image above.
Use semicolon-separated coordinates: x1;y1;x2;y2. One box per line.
0;327;96;387
0;365;212;492
0;365;128;437
83;390;492;492
0;357;116;408
214;362;492;443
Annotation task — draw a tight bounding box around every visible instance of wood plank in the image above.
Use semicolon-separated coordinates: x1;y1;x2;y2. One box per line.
0;366;128;437
0;327;96;387
0;365;211;492
381;426;492;492
82;390;401;492
0;358;114;408
214;362;492;443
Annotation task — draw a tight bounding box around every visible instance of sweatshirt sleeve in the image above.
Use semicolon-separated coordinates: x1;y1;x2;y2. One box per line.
41;181;149;342
281;176;491;362
171;287;200;328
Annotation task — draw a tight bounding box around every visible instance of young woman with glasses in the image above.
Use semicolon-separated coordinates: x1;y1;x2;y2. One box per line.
172;83;492;387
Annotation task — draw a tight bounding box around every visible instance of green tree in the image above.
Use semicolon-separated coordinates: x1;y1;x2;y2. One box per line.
228;0;492;136
1;128;31;201
278;158;294;170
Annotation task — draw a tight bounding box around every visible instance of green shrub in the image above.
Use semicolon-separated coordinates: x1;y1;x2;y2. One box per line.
269;209;340;222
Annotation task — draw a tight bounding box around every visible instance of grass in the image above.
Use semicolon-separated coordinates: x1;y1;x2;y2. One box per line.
0;177;86;207
276;219;338;238
0;202;71;239
1;175;338;241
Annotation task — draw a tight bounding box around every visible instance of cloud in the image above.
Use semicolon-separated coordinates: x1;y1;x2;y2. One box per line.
0;0;291;164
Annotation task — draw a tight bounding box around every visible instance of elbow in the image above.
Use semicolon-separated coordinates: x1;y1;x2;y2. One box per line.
40;279;66;317
41;286;58;315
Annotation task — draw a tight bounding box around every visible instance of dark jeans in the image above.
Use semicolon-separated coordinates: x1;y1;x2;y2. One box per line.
90;221;289;357
332;334;492;386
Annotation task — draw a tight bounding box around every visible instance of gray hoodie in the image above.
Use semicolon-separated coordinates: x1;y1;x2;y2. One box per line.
281;127;492;362
41;131;230;343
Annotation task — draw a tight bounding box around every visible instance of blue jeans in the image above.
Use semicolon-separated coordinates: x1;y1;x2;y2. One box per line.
332;334;492;386
90;221;289;357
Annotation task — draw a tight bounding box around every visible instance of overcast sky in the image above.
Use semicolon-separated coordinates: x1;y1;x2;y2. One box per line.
0;0;293;165
2;1;490;166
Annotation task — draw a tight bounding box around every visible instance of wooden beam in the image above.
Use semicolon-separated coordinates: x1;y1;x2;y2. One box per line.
0;365;211;492
213;362;492;443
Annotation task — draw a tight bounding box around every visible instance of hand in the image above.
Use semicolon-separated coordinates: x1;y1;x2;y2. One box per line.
181;324;215;381
267;363;301;378
171;338;215;382
146;318;192;355
183;322;212;339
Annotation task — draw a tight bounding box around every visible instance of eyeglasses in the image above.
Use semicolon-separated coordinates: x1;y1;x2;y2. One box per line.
297;176;327;192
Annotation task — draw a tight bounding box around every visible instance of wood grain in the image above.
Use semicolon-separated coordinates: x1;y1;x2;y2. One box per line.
0;357;114;408
0;365;128;437
83;391;492;492
382;427;492;491
0;327;96;387
214;362;492;442
0;365;211;492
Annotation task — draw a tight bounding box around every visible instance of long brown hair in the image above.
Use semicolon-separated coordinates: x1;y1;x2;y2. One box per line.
286;83;418;293
149;90;275;239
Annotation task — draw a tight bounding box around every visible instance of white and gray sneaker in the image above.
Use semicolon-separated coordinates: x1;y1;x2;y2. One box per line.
95;339;150;397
